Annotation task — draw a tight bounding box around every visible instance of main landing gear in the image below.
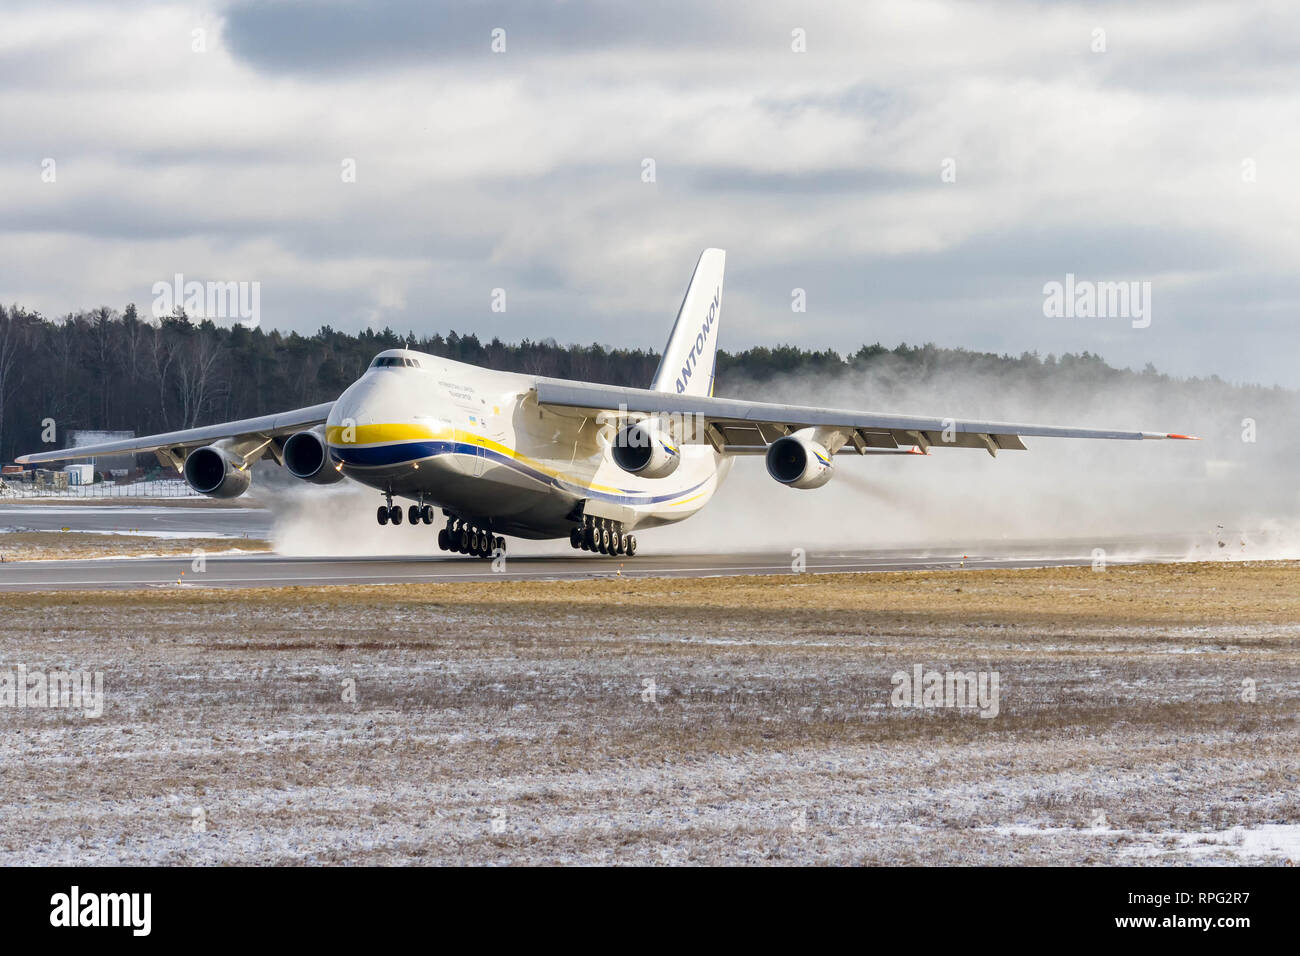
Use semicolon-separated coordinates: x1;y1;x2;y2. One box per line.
438;517;503;560
375;494;435;527
571;515;636;556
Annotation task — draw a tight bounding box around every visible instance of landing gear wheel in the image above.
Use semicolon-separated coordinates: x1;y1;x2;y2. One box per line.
601;527;611;552
570;528;582;549
477;531;489;554
460;528;472;552
618;533;629;555
377;506;389;526
495;536;505;553
437;529;449;551
627;535;637;556
389;505;402;525
584;526;597;551
408;504;420;525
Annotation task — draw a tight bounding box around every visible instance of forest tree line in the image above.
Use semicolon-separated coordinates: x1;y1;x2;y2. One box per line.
0;302;1279;463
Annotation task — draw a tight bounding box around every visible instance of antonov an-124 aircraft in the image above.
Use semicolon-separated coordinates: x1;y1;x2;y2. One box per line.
19;250;1197;558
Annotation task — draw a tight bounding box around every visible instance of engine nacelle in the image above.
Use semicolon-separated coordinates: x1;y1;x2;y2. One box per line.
183;445;252;498
611;421;681;478
283;427;345;484
765;432;834;489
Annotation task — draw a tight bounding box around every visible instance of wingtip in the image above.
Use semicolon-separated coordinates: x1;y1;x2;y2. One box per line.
1167;433;1201;441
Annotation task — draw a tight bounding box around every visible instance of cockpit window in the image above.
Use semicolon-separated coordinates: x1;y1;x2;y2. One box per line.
370;356;422;368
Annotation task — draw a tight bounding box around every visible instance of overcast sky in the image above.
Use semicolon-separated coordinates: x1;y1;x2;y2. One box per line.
3;0;1298;386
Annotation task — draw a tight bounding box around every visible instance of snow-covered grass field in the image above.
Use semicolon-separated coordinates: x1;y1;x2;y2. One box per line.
1;563;1297;865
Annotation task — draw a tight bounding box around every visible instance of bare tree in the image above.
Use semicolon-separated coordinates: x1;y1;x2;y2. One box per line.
171;323;225;428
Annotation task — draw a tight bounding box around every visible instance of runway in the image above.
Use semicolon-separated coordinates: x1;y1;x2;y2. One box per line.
0;500;1239;590
0;538;1197;591
0;504;271;537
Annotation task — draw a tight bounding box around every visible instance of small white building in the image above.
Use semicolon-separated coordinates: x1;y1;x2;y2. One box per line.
63;464;95;486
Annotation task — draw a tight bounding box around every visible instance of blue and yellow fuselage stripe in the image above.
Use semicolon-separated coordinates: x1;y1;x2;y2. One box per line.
327;424;710;507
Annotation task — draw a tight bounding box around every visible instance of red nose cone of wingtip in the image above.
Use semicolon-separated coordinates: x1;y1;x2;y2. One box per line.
1168;433;1200;440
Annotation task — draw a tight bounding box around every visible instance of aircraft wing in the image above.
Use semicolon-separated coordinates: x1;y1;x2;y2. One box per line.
15;402;334;467
533;380;1197;457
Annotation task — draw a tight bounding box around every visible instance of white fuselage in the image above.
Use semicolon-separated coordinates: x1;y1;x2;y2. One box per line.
324;349;731;538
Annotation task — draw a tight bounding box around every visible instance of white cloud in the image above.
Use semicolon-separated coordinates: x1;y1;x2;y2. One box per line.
1;0;1298;384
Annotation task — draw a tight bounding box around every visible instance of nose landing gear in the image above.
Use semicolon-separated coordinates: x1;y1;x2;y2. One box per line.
408;504;435;525
571;516;635;556
375;493;437;528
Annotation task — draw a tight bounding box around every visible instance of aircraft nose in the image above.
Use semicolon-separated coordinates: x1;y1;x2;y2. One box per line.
328;371;400;430
325;372;411;457
326;369;442;470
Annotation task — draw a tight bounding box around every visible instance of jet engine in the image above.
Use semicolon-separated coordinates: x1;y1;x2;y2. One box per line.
183;444;252;498
611;420;681;478
283;426;345;484
765;431;834;489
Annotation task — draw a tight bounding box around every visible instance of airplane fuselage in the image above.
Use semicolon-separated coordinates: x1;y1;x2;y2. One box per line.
324;349;731;539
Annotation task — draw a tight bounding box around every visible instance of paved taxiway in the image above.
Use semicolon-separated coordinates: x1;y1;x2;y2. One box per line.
0;538;1197;591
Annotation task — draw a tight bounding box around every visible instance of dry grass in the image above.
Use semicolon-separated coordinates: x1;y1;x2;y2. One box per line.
0;561;1297;865
5;556;1297;616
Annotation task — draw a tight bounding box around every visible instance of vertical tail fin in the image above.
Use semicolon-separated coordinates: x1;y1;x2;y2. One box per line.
650;248;725;396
